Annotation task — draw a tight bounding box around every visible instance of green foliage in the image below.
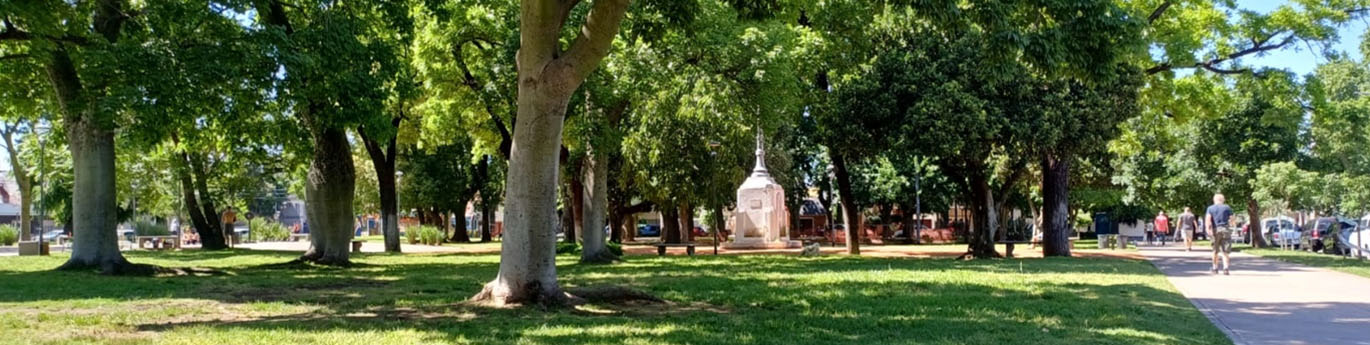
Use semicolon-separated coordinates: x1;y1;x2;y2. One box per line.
0;225;17;246
248;218;290;242
556;242;581;255
132;220;170;237
405;227;420;244
412;226;443;246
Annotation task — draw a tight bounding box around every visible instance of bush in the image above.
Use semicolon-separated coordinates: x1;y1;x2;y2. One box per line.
405;227;419;244
556;242;580;254
133;220;170;237
0;224;17;246
557;242;622;256
248;218;290;242
415;226;443;245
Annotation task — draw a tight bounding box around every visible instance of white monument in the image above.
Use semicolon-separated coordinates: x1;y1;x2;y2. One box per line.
726;130;799;249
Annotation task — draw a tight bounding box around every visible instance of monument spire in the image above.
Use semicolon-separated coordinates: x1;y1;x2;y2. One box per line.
752;128;769;177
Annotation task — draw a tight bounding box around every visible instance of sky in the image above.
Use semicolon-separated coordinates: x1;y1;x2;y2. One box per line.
1236;0;1369;77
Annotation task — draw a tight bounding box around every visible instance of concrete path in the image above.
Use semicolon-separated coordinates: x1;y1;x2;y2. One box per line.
1142;246;1370;345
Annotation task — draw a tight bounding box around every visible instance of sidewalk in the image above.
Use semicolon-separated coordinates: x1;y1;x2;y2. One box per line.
1142;246;1370;345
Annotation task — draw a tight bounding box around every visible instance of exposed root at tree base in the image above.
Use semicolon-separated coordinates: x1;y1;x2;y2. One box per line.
955;251;1004;260
56;259;225;277
469;280;576;309
578;250;620;264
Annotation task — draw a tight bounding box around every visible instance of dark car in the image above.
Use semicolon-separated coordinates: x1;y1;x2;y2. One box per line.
1305;217;1359;254
637;224;660;237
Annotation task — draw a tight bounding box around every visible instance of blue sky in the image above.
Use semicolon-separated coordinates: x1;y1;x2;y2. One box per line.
1236;0;1369;77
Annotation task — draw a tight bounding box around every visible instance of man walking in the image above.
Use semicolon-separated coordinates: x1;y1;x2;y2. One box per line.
1154;211;1171;246
1207;194;1235;275
1178;207;1199;251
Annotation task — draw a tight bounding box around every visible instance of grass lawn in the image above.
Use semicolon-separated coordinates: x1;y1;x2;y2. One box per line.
1239;246;1370;278
0;250;1229;345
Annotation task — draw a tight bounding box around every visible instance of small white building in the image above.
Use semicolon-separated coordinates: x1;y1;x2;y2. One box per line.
725;131;798;249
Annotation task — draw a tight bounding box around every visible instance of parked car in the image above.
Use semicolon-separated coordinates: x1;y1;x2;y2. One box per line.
637;224;660;237
1262;216;1301;248
40;230;68;243
1304;217;1359;254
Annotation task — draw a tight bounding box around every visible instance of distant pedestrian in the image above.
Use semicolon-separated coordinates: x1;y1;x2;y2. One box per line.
1154;211;1170;246
221;207;238;246
1206;194;1236;275
1178;207;1199;251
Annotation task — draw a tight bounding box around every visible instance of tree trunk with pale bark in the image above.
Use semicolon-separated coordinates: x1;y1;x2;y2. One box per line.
966;171;1001;259
1;127;33;241
580;151;615;263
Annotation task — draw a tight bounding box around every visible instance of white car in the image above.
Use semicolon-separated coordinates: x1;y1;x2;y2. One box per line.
1262;216;1301;249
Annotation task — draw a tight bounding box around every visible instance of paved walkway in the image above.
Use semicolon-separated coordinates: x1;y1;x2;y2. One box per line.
1142;246;1370;345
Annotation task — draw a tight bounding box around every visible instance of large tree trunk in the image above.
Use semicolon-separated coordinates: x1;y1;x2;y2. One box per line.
580;151;615;263
473;92;576;305
679;203;694;242
713;205;726;243
1040;153;1072;257
831;152;861;255
570;164;585;243
966;171;1000;259
298;127;356;266
48;43;141;274
189;153;225;249
451;202;472;243
480;202;494;242
359;121;401;252
173;149;222;250
1247;198;1266;248
1;127;33;241
472;0;631;306
560;182;577;243
662;204;682;244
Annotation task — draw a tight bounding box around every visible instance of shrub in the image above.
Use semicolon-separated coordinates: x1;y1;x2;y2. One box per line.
606;242;623;256
556;242;580;254
404;227;419;244
248;218;290;242
133;220;170;237
415;225;443;245
0;224;17;246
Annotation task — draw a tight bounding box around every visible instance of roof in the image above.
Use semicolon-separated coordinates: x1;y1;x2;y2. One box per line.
800;198;826;216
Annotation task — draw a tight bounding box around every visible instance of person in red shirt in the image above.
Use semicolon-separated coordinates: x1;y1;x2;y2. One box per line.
1154;211;1171;246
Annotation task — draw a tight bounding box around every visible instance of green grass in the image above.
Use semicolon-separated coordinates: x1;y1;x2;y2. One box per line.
0;250;1229;345
1240;246;1370;278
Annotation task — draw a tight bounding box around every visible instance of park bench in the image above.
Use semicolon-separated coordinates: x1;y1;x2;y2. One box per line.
288;233;309;242
351;240;365;253
655;243;696;256
135;235;181;250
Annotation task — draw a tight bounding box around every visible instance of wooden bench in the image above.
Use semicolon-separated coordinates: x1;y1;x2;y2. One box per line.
351;240;365;253
655;243;696;256
135;236;181;250
288;233;309;242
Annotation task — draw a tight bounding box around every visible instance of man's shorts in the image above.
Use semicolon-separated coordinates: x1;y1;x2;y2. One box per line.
1211;227;1233;253
1182;228;1195;240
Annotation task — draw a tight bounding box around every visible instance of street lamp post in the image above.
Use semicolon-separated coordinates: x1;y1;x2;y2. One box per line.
34;122;49;253
708;140;721;255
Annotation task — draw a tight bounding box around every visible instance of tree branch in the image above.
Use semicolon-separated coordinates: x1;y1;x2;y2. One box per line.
452;42;513;159
1147;1;1172;24
1146;32;1294;75
0;54;30;61
551;0;631;86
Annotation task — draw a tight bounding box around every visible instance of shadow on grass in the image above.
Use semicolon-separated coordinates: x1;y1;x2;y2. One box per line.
0;252;1230;345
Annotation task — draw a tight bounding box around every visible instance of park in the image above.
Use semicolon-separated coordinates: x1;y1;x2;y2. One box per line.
2;0;1370;344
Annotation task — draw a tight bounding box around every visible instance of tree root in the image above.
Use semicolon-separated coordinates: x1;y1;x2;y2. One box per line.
955;250;1004;260
578;249;620;264
56;259;224;277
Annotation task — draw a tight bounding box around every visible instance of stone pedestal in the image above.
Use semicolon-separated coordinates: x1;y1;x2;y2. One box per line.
18;241;49;256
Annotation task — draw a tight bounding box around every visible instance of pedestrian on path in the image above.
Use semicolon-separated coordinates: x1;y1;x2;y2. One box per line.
1178;207;1199;251
1155;211;1170;246
1206;194;1235;275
